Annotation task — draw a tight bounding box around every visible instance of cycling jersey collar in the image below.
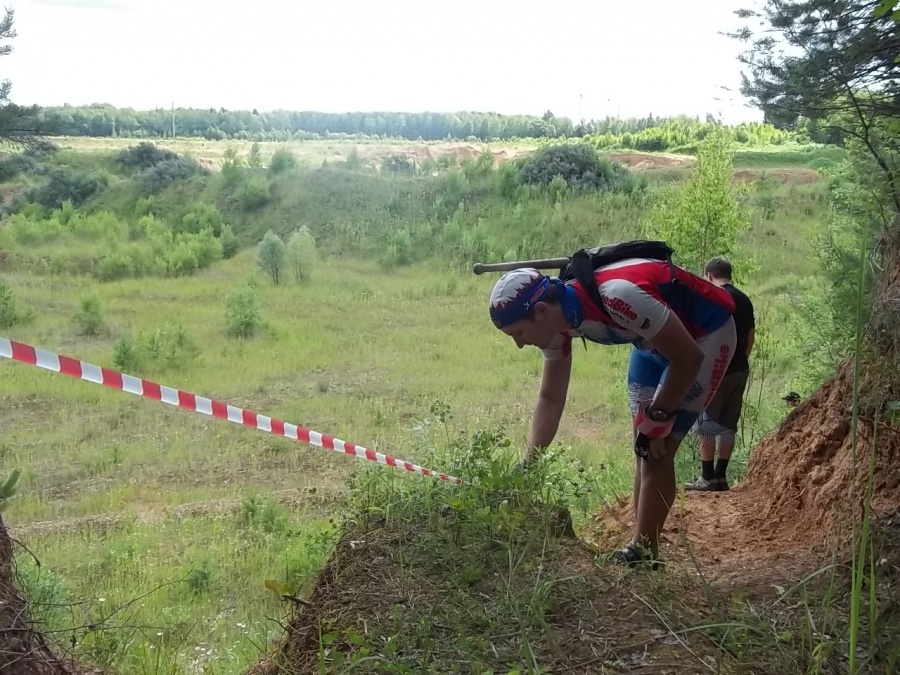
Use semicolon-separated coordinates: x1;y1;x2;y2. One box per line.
557;280;583;328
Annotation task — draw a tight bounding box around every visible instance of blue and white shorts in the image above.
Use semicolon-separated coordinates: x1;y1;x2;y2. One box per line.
626;318;737;439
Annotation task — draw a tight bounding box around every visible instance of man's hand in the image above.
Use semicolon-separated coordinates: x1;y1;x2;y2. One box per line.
634;433;668;461
633;401;675;461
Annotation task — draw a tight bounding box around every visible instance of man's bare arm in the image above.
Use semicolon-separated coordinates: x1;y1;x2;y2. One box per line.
526;354;572;459
643;314;704;414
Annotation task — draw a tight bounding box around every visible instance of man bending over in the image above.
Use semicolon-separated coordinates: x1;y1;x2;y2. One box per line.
487;253;736;568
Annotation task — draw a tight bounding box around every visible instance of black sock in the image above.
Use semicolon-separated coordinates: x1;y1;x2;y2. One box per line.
701;460;715;481
715;458;730;480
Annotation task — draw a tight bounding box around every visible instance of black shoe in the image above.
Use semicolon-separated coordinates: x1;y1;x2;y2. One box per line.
609;542;664;571
685;476;722;492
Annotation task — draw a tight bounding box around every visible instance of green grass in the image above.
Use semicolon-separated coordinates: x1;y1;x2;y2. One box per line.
44;135;544;172
731;144;847;169
0;250;812;672
15;502;335;674
0;139;851;673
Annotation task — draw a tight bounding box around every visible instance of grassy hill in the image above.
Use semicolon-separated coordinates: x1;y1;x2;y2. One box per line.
2;136;891;674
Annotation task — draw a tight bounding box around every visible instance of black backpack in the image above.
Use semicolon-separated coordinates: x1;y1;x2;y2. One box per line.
557;239;679;324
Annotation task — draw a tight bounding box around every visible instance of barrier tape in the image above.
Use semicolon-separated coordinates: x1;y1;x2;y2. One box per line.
0;337;461;485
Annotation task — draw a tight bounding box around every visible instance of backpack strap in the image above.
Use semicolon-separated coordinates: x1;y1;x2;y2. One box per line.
570;248;611;322
567;245;682;329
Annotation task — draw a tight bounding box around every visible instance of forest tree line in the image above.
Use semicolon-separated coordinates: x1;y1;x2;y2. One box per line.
32;104;844;149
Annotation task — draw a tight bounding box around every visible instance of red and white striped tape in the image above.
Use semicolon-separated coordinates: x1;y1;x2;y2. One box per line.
0;337;461;485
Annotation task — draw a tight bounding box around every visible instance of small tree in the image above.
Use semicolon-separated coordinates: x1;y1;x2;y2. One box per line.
248;142;262;169
225;282;261;338
218;223;239;259
269;148;296;174
285;226;318;282
642;128;754;278
0;277;17;329
74;295;104;336
257;230;285;284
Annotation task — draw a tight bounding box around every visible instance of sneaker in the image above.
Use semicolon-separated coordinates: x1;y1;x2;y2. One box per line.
684;476;723;492
609;542;664;571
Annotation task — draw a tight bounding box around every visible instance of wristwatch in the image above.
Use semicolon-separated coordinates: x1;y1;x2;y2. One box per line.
646;406;672;422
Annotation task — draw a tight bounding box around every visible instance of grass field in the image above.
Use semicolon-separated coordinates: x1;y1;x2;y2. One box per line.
0;137;841;673
45;136;541;173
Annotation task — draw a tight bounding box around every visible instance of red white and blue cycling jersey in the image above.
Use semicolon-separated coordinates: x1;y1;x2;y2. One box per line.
541;257;737;362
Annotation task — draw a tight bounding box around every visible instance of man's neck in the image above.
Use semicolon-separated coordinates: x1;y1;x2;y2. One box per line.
710;277;731;288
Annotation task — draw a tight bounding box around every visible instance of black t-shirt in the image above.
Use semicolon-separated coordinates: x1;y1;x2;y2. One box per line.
723;283;755;373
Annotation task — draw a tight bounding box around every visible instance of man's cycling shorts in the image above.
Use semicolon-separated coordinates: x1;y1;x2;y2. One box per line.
626;318;737;439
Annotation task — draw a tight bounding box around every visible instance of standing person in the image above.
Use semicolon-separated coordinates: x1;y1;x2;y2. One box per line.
686;256;755;492
487;253;736;569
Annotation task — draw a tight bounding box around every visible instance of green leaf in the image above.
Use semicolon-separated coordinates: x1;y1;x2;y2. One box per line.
322;631;339;645
0;469;22;511
873;0;898;17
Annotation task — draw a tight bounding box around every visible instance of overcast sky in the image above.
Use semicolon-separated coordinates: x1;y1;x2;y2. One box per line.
2;0;765;124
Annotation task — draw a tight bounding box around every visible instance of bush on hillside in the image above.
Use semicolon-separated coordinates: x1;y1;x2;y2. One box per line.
518;143;643;193
116;142;179;171
225;282;262;338
180;201;225;236
0;153;42;182
74;294;104;336
138;156;200;194
257;230;285;284
23;167;107;210
0;278;18;329
269;148;296;174
236;175;271;210
219;223;239;258
23;140;60;158
111;323;200;373
285;226;318;282
0;205;230;281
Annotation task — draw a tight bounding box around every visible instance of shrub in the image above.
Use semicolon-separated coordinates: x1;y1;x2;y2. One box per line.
269;148;296;174
257;230;285;284
236;175;271;210
138;323;200;370
225;282;261;338
24;168;107;210
248;142;262;169
116;142;179;171
518;142;639;192
0;278;18;329
74;295;104;336
285;226;318;282
138;157;198;194
0;153;41;182
112;333;138;372
111;324;200;373
218;223;239;259
180;201;224;236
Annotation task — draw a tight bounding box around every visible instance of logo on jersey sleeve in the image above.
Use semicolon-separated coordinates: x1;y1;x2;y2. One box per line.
603;296;638;322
